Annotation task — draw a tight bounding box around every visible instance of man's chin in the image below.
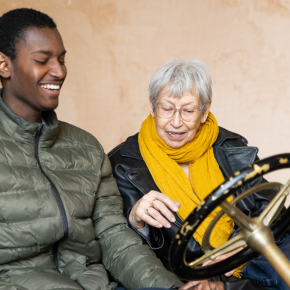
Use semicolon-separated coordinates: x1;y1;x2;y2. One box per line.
41;101;59;111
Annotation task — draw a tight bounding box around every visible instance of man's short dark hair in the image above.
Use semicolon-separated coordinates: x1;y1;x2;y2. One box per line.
0;8;56;60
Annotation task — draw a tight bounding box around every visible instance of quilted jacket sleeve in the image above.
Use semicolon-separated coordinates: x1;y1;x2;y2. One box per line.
93;151;183;290
0;282;28;290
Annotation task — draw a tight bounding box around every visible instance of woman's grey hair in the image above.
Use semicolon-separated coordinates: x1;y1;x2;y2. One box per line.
148;59;212;111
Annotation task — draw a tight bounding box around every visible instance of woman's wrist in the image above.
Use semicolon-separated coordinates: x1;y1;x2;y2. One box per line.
129;212;145;229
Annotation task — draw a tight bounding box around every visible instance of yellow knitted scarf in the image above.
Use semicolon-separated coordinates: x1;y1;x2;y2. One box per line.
138;112;234;249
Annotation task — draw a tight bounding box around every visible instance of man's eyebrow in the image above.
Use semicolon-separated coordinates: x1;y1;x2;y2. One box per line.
31;50;67;56
60;50;67;56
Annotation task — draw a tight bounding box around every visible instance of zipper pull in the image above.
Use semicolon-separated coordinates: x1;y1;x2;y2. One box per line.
35;125;44;159
37;124;44;135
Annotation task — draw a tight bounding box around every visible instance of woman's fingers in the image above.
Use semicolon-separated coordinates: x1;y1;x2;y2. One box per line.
129;190;182;229
146;206;172;228
201;259;213;266
224;269;235;277
145;191;181;227
152;199;176;223
134;204;162;228
141;207;169;228
148;190;180;212
135;203;172;228
201;247;245;277
129;197;168;229
212;255;234;277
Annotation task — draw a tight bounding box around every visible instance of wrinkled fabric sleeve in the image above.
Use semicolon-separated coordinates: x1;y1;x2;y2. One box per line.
93;152;183;290
0;282;28;290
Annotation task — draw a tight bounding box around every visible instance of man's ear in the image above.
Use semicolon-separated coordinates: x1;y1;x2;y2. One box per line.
0;53;11;79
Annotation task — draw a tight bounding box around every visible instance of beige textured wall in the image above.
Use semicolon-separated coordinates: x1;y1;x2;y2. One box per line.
1;0;290;205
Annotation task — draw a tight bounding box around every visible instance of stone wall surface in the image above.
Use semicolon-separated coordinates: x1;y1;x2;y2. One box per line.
1;0;290;206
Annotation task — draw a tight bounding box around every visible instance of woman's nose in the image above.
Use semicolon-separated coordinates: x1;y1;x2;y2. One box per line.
172;110;183;127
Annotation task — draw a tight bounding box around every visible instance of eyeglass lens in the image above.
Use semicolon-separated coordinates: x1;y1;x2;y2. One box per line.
157;103;202;122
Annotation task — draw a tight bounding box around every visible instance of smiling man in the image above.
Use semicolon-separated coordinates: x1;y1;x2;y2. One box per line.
0;8;183;290
1;26;66;122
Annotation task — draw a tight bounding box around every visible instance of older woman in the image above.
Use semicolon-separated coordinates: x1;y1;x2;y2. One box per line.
109;59;290;290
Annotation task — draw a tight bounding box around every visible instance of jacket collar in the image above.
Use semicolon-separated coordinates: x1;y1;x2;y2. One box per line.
120;127;247;160
0;89;59;146
215;127;248;146
120;133;142;160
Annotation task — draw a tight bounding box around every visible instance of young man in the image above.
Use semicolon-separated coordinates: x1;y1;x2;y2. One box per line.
0;8;183;290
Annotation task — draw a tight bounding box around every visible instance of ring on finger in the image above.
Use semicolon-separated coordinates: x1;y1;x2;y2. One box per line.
145;207;151;216
145;204;155;216
150;198;157;208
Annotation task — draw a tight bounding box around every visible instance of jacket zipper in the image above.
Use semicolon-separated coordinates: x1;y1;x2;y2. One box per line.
34;126;69;271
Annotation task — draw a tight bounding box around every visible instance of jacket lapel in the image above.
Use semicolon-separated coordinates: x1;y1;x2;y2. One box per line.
119;134;159;194
125;168;159;195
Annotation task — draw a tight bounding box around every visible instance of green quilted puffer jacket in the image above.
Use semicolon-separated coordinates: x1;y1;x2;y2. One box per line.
0;95;182;290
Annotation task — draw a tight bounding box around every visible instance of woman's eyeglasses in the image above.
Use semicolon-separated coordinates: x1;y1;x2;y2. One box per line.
156;102;205;122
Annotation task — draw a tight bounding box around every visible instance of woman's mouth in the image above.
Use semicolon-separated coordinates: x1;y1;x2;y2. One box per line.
167;131;185;140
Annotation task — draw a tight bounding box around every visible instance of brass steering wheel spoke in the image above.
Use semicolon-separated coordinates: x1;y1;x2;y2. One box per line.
189;233;246;267
202;182;282;252
259;179;290;226
219;199;253;231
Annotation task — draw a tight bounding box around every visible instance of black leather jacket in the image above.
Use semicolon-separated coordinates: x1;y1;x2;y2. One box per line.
109;127;286;290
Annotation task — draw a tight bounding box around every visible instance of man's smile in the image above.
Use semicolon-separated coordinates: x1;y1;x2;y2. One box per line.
40;84;60;90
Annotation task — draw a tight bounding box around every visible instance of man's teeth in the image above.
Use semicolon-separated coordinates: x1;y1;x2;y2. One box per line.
40;84;60;90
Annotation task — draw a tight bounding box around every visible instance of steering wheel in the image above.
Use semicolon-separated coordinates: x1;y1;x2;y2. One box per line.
168;153;290;287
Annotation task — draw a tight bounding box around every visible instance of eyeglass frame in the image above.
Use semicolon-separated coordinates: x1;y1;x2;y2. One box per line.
155;102;206;122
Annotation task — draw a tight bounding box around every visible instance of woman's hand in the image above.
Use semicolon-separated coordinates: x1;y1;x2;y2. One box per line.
129;190;181;229
202;246;246;277
179;280;224;290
